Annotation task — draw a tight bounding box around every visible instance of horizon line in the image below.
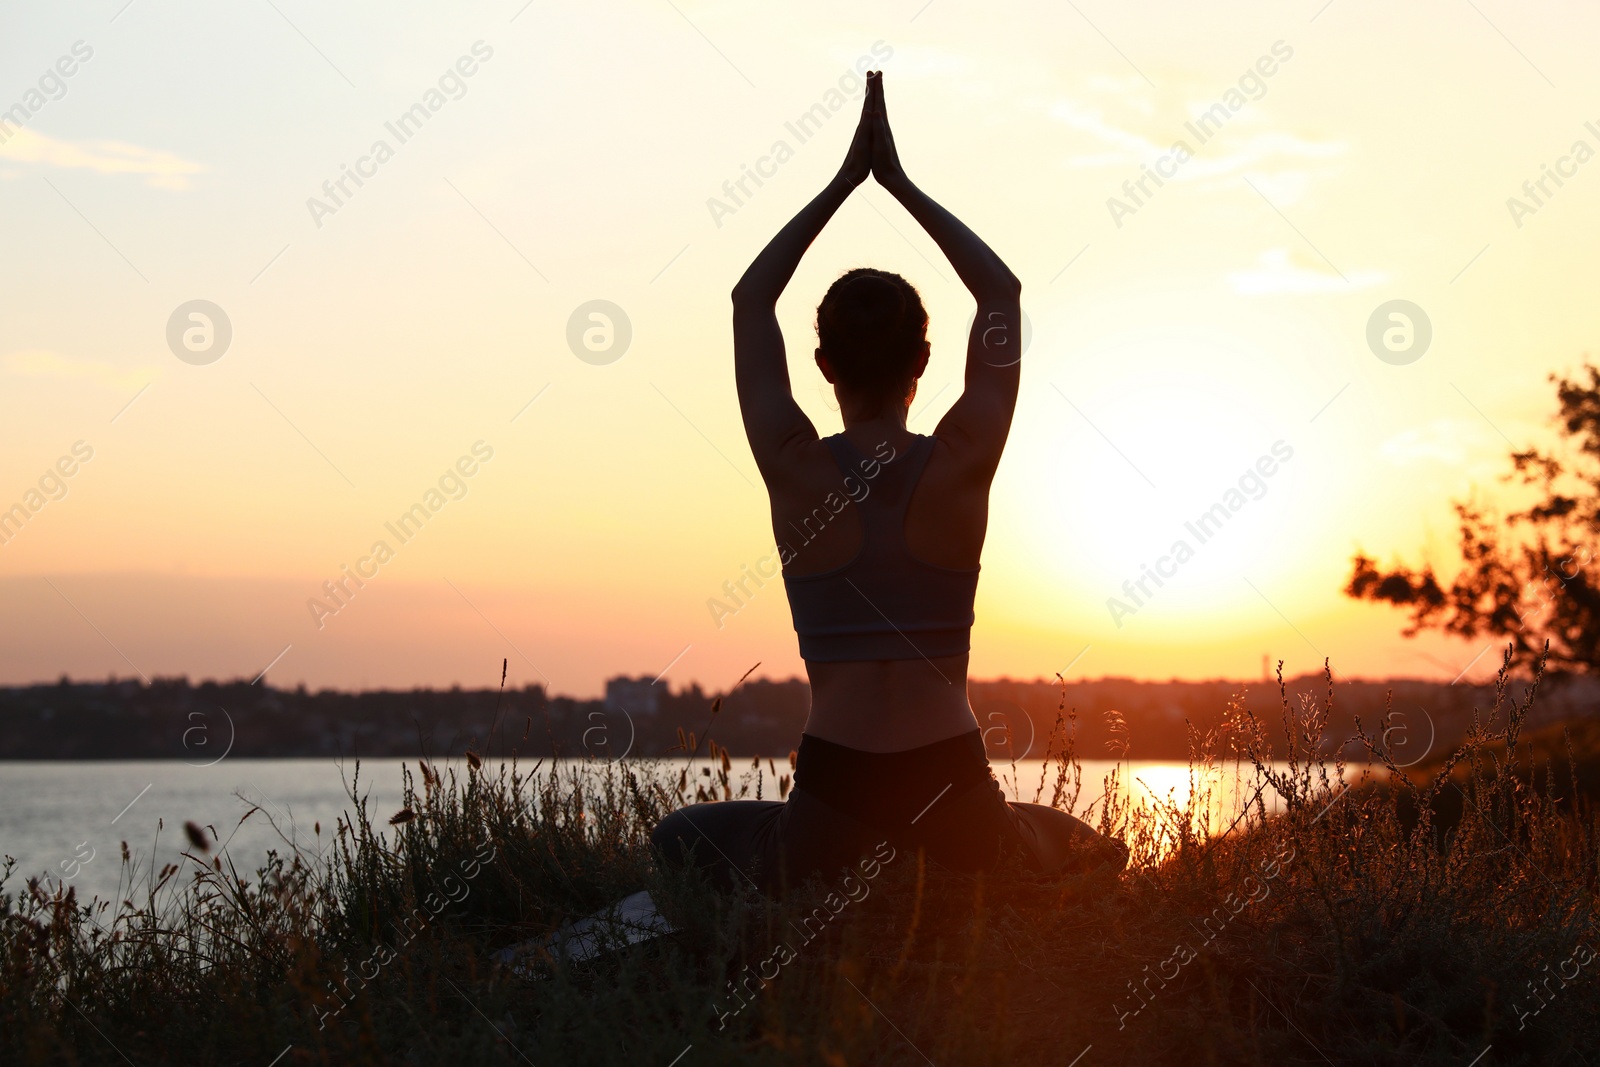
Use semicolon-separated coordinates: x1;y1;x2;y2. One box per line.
1;668;1551;699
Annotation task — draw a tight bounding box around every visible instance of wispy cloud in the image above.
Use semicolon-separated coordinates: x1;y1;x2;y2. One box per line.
1227;248;1384;295
1380;421;1475;466
3;349;156;391
0;128;204;189
1050;99;1163;158
1053;76;1346;193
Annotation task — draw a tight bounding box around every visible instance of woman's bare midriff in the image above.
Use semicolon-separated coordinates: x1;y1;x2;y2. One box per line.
801;653;980;752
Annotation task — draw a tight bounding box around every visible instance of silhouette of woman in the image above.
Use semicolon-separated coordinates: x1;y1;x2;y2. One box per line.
652;72;1125;892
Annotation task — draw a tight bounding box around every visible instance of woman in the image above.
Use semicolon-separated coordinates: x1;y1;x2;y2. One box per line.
652;72;1125;893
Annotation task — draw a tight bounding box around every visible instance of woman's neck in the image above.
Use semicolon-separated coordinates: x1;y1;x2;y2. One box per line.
841;411;907;435
838;391;911;431
839;413;917;460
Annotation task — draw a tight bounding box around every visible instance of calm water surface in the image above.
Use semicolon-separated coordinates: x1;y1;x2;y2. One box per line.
0;757;1285;905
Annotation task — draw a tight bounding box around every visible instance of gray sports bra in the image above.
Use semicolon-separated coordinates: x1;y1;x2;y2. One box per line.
781;433;979;662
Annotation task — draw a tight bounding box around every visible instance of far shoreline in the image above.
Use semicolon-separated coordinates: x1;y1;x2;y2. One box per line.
3;671;1585;761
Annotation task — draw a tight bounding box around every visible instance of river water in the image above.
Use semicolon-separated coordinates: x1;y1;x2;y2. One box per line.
0;756;1287;904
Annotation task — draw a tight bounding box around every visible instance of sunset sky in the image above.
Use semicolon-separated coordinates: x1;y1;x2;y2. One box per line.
3;0;1597;697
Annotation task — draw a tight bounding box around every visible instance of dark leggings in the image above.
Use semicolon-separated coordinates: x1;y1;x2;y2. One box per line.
651;730;1033;894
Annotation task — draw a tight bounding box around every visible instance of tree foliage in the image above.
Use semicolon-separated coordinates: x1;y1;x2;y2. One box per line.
1346;363;1600;675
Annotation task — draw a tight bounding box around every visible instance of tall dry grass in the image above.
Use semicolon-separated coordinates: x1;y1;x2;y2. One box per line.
2;649;1595;1065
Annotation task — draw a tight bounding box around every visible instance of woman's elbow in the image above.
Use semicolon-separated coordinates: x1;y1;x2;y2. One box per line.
731;283;778;313
976;272;1021;303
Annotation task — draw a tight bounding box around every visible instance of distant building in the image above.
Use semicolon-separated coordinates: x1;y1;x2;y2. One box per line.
604;675;661;715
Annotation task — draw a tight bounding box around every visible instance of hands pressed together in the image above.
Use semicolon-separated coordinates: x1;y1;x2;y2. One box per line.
838;71;908;193
734;66;1019;470
733;68;1015;317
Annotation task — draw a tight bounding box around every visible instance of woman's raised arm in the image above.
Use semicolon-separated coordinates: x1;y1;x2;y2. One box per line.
731;86;874;474
868;73;1022;466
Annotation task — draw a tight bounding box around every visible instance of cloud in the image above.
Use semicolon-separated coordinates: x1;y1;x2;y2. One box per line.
2;349;155;391
1379;420;1500;467
1227;247;1385;295
0;128;204;189
1184;132;1346;183
1052;100;1164;159
1053;76;1346;190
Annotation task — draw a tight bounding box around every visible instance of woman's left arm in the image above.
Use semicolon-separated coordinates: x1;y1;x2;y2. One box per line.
731;89;873;474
